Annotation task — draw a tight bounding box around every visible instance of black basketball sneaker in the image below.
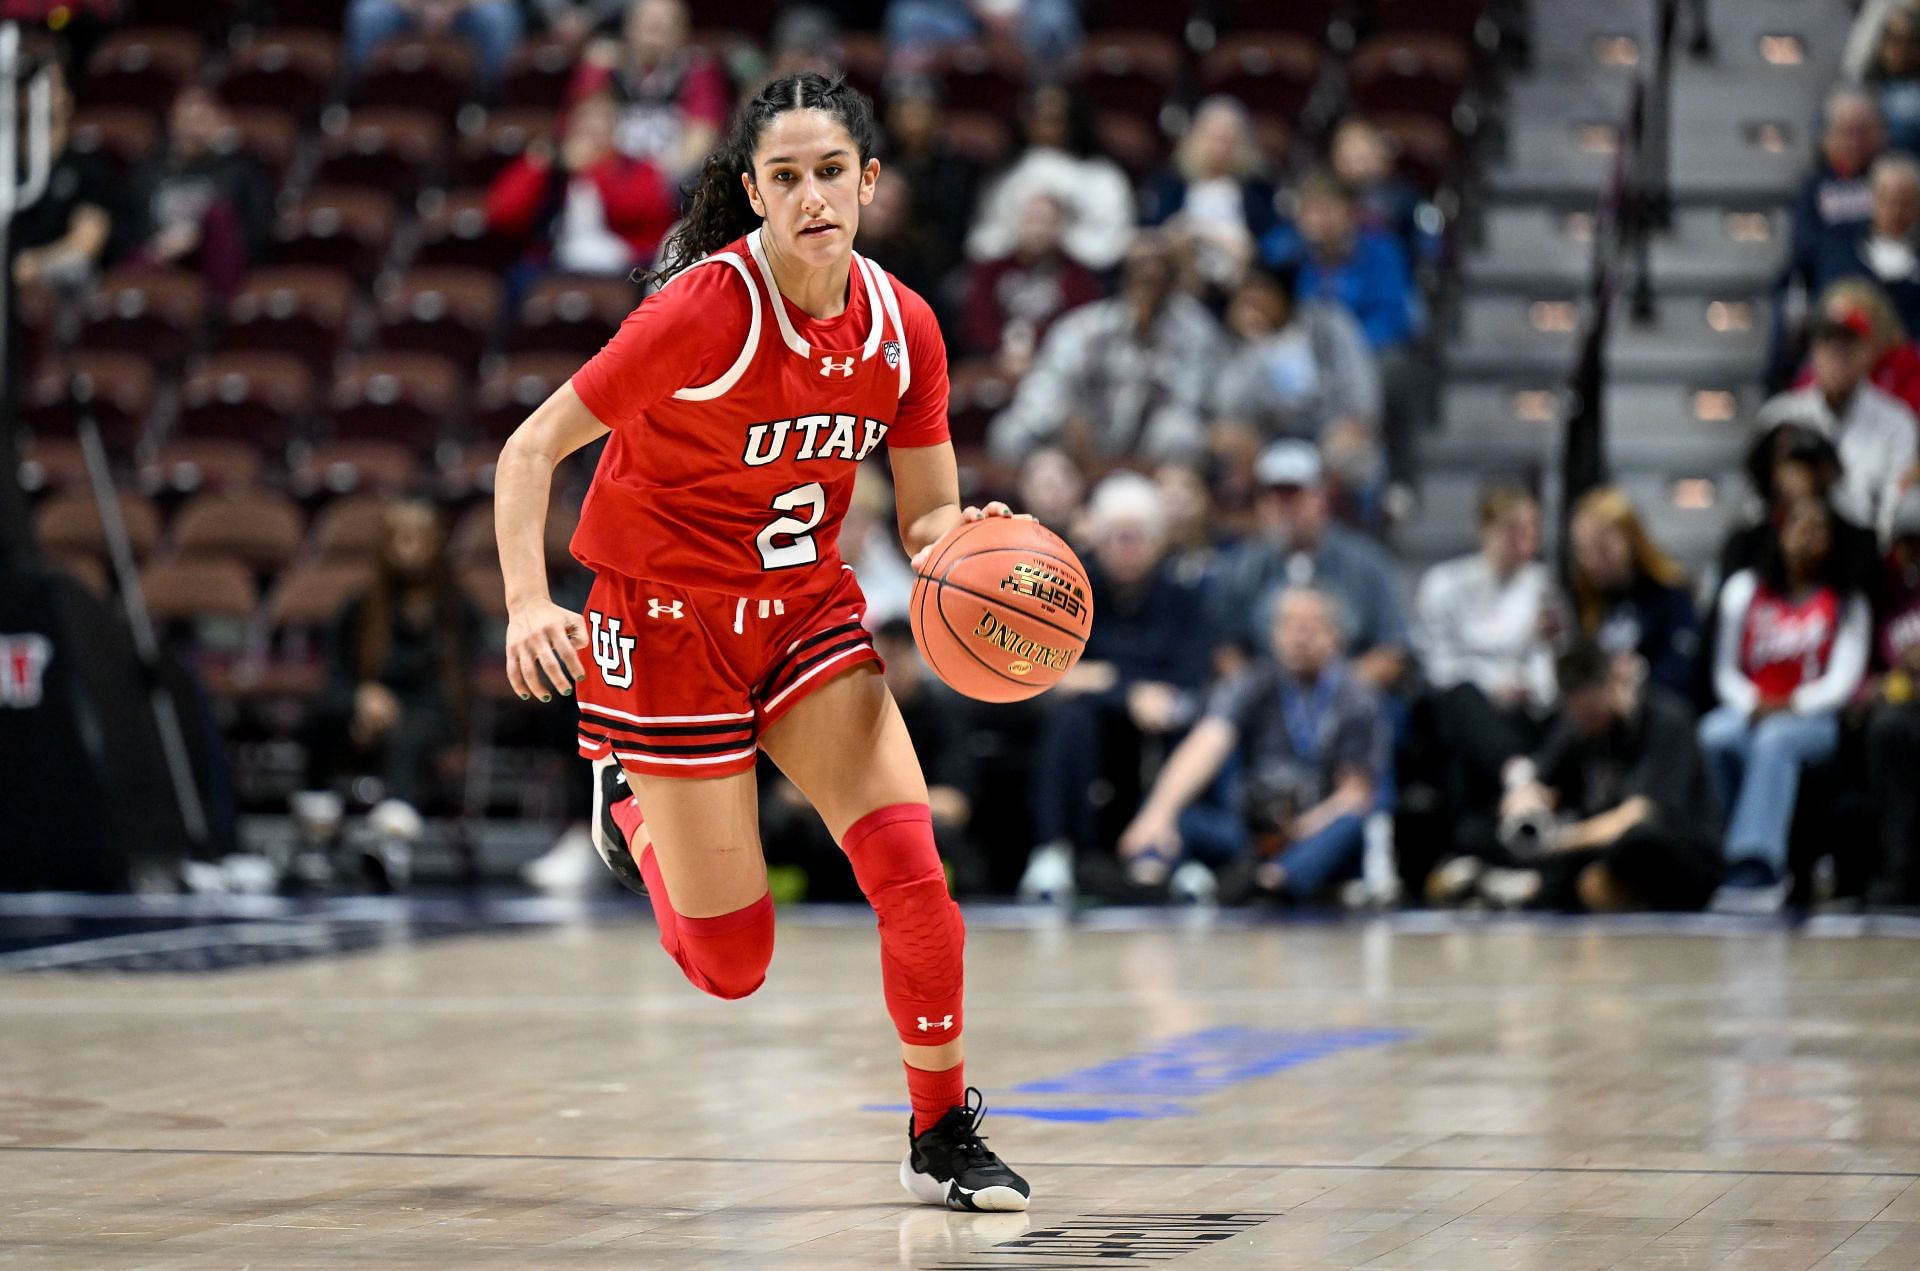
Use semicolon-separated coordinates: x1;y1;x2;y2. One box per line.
901;1089;1031;1212
588;755;649;896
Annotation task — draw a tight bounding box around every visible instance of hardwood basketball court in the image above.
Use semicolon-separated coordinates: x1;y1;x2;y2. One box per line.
3;899;1918;1268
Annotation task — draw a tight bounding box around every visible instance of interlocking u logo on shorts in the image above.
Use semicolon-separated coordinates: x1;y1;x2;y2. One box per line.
589;610;637;689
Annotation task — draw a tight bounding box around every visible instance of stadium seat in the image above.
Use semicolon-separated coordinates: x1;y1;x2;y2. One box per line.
374;267;504;372
1081;0;1198;40
943;111;1014;169
1094;112;1167;182
170;490;305;571
273;189;399;282
25;351;158;455
221;108;299;187
307;493;392;560
938;43;1027;116
51;552;111;598
451;108;555;188
142;439;266;496
314;108;446;200
1215;1;1351;42
326;351;465;452
74;268;207;369
17;437;90;494
139;556;260;653
500;35;577;110
1347;35;1471;125
1372;112;1459;196
269;0;350;34
458;560;508;623
215;29;340;123
249;557;373;697
294;441;421;495
68;107;159;175
222;267;357;379
513;276;639;356
413;189;521;273
449;502;497;565
34;490;162;561
471;351;580;443
356;34;478;118
1365;0;1491;47
129;0;240;37
14;281;55;377
1074;33;1183;129
1200;35;1325;125
84;29;202;120
176;352;315;451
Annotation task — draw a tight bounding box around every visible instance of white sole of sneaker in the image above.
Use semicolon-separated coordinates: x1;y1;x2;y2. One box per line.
899;1155;1031;1211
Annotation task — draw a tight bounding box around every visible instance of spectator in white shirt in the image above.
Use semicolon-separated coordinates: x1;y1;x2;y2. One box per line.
1757;310;1919;538
965;84;1136;272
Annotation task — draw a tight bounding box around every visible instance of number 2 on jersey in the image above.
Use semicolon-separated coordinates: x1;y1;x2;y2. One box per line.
756;482;825;570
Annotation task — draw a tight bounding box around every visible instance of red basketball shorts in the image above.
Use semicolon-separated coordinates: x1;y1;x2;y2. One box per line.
574;565;882;778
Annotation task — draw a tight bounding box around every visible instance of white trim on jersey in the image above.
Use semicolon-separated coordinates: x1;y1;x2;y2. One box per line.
855;255;886;362
670;252;761;402
868;262;912;400
746;228;812;358
746;227;891;365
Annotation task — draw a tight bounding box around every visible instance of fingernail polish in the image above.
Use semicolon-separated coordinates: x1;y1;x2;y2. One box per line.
518;693;529;701
540;694;551;703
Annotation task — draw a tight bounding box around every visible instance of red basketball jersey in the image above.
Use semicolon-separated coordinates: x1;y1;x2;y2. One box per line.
570;228;950;599
1739;582;1842;699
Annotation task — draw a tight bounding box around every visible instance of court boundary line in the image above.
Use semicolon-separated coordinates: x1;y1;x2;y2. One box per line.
4;1144;1916;1180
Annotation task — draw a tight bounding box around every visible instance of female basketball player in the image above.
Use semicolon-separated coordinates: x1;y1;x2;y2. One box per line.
494;73;1030;1211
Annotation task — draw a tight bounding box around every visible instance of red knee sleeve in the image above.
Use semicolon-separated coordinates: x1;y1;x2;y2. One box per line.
675;892;775;1001
842;804;965;1045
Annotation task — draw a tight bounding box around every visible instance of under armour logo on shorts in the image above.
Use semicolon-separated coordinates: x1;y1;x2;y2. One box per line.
916;1014;954;1032
647;598;684;620
819;354;855;377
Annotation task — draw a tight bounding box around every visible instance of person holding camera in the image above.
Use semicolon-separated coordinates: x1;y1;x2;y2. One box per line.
1433;643;1723;912
1118;585;1388;904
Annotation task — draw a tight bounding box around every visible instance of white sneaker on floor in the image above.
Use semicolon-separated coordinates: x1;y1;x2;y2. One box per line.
1017;843;1074;906
1477;867;1542;909
522;825;602;896
1169;861;1218;905
1710;880;1790;915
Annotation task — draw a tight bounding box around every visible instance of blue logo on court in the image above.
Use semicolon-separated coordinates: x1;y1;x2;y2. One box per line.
871;1026;1412;1123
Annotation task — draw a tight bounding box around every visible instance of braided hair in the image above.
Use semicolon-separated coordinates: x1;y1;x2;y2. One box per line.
645;72;878;286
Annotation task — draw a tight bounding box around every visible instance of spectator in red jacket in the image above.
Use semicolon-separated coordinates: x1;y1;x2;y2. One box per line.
959;192;1105;375
1791;277;1920;418
485;93;677;284
567;0;728;182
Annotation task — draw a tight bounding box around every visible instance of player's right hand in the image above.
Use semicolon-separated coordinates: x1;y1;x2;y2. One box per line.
505;601;589;702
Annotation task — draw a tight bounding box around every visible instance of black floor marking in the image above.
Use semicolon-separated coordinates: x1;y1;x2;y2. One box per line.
3;1144;1915;1180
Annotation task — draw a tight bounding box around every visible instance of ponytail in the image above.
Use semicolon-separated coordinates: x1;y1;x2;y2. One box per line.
643;71;878;287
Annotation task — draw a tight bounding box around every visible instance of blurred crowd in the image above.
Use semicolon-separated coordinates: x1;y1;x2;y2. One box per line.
13;1;1920;913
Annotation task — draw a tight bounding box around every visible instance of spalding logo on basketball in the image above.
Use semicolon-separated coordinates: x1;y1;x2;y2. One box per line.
910;518;1094;703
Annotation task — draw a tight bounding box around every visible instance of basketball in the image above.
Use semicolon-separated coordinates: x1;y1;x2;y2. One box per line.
910;517;1094;702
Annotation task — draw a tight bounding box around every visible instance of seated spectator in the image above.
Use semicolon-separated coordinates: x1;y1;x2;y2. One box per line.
1808;153;1920;336
1867;490;1920;905
1865;2;1920;154
1211;263;1382;486
1118;585;1389;906
960;192;1105;375
126;87;267;302
1260;169;1420;354
1414;484;1562;830
345;0;524;92
1791;278;1920;417
1757;308;1918;537
1018;445;1089;540
1569;487;1700;699
570;0;728;181
967;84;1136;273
11;60;116;293
1784;88;1882;305
1719;424;1882;594
529;0;627;45
881;78;981;282
1701;496;1871;909
1142;96;1277;297
988;233;1225;465
885;0;1081;74
1432;642;1723;913
1329;115;1439;268
485;93;677;286
298;500;481;889
1018;474;1215;903
842;468;914;628
1208;441;1409;691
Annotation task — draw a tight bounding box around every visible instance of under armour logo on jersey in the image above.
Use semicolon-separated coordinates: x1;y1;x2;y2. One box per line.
647;599;683;620
882;340;901;369
916;1015;955;1032
588;610;637;689
818;354;855;377
0;633;53;708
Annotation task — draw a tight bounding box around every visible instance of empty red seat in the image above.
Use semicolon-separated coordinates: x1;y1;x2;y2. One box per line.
414;188;521;272
1347;35;1471;124
375;267;504;371
17;437;90;494
1201;35;1324;124
1216;2;1351;41
170;489;305;571
274;188;399;282
35;490;163;560
68;107;160;175
514;275;640;356
500;35;577;110
1073;33;1181;128
129;0;242;36
314;108;445;200
1366;0;1491;46
1080;0;1196;38
75;268;207;368
223;267;357;378
451;108;555;188
307;493;391;560
938;43;1027;116
84;29;202;120
139;556;260;651
216;29;340;121
357;33;477;117
1371;112;1458;195
327;351;465;451
176;352;315;450
142;439;266;495
294;441;421;496
221;108;300;186
471;351;580;443
25;351;158;454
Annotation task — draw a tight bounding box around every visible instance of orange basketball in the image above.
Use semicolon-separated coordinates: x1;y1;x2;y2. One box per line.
910;517;1094;703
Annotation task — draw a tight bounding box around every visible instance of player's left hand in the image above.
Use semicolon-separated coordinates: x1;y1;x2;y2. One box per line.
911;503;1033;572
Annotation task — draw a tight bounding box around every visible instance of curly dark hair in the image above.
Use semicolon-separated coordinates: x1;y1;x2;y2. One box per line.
644;72;878;286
